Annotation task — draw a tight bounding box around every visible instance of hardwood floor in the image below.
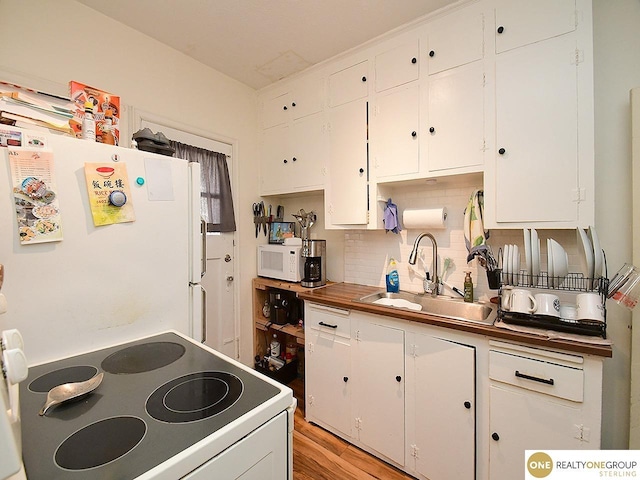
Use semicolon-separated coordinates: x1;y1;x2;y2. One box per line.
290;378;414;480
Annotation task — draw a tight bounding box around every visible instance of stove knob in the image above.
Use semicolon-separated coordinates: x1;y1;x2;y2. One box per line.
1;329;23;351
3;348;28;384
108;190;127;207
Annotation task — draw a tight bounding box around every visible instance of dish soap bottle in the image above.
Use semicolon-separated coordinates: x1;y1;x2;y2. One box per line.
464;271;474;303
81;101;96;141
386;258;400;293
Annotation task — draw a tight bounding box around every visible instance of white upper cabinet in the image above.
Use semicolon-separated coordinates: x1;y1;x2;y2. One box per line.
328;60;369;108
494;0;577;53
262;75;323;129
371;84;420;179
426;4;484;75
374;38;420;92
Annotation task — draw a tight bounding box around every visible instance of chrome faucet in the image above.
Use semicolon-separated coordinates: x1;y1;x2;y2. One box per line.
408;233;438;297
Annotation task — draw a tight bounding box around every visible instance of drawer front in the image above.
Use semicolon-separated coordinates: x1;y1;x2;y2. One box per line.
489;350;583;402
305;303;351;338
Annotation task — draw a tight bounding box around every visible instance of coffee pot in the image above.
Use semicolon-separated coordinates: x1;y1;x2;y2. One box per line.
292;210;326;288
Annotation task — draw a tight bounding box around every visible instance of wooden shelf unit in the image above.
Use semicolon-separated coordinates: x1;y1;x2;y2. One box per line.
252;277;311;360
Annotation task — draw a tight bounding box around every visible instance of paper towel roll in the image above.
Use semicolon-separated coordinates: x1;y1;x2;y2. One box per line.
402;208;447;229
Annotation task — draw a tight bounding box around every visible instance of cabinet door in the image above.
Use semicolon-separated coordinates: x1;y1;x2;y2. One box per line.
495;0;576;53
326;99;368;225
411;334;475;480
426;61;484;172
489;384;586;480
290;113;326;191
375;39;419;92
260;125;291;194
354;321;405;466
262;92;290;129
329;61;369;108
291;75;324;120
426;5;484;75
306;329;352;437
372;84;420;178
495;34;578;223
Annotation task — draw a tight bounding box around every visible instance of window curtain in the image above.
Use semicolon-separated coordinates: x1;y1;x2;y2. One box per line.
171;141;236;232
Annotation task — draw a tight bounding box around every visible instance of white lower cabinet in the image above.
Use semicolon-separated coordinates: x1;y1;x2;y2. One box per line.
488;344;602;480
353;319;405;465
407;333;476;480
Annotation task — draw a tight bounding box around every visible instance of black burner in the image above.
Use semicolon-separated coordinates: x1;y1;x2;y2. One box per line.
146;372;243;423
101;342;185;374
28;365;98;393
54;416;146;470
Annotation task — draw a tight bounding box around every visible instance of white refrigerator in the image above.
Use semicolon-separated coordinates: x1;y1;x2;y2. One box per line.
0;127;205;365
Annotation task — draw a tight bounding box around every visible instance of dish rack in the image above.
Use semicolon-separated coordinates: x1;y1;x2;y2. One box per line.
497;272;609;338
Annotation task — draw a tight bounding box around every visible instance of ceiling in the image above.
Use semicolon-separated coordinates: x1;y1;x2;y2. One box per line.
77;0;458;90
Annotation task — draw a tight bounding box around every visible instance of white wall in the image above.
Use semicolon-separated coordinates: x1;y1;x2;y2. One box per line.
0;0;260;366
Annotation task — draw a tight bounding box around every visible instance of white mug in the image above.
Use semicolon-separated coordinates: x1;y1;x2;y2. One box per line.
504;288;537;314
534;293;560;317
576;293;605;322
559;304;577;320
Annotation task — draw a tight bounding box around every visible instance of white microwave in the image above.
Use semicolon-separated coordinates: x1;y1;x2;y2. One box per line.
257;245;304;282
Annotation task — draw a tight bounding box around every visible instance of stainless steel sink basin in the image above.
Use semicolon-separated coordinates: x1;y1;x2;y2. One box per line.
355;291;497;325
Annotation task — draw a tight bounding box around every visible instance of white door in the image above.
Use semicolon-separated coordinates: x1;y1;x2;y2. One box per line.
202;233;237;358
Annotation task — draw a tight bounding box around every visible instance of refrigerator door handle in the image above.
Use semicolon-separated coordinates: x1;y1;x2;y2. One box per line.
200;219;207;278
201;286;207;343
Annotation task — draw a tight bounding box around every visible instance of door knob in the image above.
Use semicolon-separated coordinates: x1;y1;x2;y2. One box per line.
226;275;234;282
224;254;231;263
464;401;471;409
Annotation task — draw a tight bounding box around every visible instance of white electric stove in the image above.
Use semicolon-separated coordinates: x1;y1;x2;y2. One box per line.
7;331;295;480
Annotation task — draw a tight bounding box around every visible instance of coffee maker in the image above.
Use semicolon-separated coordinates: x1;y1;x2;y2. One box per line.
292;209;327;288
301;239;326;288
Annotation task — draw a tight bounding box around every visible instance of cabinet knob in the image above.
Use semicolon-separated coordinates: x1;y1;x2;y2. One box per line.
498;148;506;155
283;159;288;164
359;168;365;174
411;131;417;138
292;157;297;162
361;76;367;82
292;102;296;107
396;375;402;382
411;57;417;64
429;50;435;57
343;376;349;383
283;105;288;111
464;401;471;409
429;127;435;134
492;432;500;441
497;25;505;34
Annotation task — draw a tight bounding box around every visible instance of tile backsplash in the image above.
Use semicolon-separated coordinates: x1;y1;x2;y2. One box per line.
343;178;591;300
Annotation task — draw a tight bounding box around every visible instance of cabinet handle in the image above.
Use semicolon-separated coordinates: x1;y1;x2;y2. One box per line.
343;376;349;383
515;370;555;386
492;432;500;441
283;105;288;111
283;159;288;164
497;25;505;34
292;102;296;107
429;127;435;134
429;50;435;57
396;375;402;382
318;321;338;329
411;57;417;64
359;168;365;174
292;157;297;162
361;76;367;82
411;131;417;138
498;147;506;155
464;401;471;409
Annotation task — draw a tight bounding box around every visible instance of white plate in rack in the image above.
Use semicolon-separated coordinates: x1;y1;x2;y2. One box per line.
503;244;511;285
546;238;554;288
531;229;540;280
576;227;594;288
512;244;520;286
589;225;603;285
523;229;532;285
550;239;568;288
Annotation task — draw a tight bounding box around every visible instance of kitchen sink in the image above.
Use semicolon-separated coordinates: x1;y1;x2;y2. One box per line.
355;291;497;325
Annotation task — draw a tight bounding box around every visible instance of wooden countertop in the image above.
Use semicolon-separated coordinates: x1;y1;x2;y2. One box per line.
297;282;613;358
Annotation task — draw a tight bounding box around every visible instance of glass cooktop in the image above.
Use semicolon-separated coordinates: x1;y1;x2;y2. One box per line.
19;332;283;479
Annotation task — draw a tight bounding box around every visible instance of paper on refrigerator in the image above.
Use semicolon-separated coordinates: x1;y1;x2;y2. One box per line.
8;148;63;244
